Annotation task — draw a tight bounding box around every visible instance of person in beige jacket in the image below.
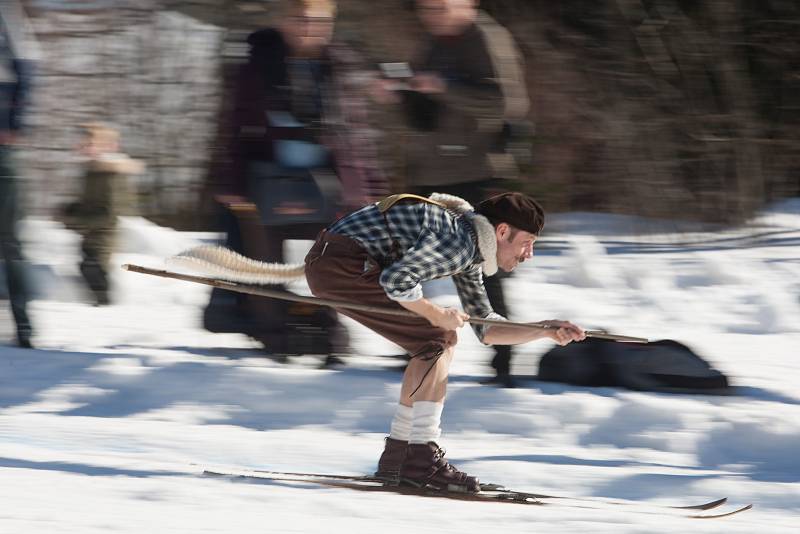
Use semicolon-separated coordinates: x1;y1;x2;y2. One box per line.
372;0;530;386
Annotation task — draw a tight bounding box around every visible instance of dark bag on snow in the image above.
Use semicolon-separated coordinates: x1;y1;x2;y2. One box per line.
537;338;730;393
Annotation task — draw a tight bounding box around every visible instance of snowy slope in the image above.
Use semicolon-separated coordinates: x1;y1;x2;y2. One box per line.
1;207;799;533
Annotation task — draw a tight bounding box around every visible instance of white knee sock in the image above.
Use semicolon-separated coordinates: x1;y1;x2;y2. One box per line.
409;401;443;444
389;404;413;441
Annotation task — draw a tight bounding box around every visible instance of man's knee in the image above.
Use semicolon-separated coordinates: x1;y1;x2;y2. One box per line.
411;336;457;361
438;345;456;371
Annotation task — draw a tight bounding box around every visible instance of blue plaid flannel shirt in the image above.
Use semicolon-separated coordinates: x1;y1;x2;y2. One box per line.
327;201;506;342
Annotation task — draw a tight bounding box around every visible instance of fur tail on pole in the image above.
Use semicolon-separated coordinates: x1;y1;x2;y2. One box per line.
166;245;306;284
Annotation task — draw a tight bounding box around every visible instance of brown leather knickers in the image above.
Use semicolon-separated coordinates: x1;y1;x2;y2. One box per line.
304;231;457;359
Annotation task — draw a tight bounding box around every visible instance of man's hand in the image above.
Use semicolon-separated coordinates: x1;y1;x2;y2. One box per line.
409;72;446;94
0;132;18;146
540;320;586;346
428;306;469;331
369;78;402;104
398;298;468;331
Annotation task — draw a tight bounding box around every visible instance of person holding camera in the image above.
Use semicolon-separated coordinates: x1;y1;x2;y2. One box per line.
372;0;530;387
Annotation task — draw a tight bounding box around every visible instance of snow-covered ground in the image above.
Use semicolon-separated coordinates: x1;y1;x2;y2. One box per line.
2;202;799;533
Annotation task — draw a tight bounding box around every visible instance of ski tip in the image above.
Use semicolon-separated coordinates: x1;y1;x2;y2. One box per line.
690;503;753;519
674;497;727;510
121;264;131;270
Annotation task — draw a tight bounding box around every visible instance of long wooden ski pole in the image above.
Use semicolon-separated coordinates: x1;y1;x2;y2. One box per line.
122;264;649;344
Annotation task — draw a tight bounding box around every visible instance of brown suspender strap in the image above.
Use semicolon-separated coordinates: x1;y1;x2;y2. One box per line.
376;193;447;213
376;193;448;263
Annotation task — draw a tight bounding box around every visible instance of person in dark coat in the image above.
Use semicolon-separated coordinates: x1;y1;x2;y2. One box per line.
207;0;387;362
0;0;38;348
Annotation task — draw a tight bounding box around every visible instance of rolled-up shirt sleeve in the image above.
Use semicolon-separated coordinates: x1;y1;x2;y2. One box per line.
453;266;507;343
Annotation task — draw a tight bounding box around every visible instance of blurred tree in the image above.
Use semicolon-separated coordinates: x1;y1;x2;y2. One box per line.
17;0;800;227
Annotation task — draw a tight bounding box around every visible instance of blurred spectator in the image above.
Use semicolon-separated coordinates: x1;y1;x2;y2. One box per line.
372;0;529;386
60;123;143;306
0;0;37;348
206;0;387;363
229;0;387;210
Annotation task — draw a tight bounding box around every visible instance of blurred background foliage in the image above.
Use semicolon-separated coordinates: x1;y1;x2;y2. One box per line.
20;0;800;228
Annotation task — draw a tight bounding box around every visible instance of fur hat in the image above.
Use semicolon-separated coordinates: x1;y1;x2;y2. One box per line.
475;192;545;235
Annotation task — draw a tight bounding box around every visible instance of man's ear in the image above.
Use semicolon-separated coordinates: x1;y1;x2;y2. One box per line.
495;222;510;240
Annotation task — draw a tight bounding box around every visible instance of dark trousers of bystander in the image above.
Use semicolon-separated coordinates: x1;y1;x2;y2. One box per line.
79;233;113;306
0;145;33;346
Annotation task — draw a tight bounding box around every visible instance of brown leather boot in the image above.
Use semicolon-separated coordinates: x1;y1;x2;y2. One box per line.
374;437;408;484
400;442;480;493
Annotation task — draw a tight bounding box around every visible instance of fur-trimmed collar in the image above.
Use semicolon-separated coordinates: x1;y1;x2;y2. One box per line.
428;193;498;276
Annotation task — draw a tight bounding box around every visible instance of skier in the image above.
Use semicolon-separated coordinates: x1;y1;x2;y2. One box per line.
303;191;586;493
